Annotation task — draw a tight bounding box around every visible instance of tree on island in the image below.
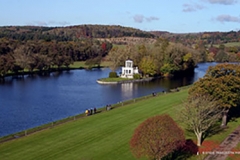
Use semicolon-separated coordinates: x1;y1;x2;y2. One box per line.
179;94;222;146
130;114;185;160
139;56;157;77
189;63;240;127
106;42;198;78
106;46;125;72
161;43;196;75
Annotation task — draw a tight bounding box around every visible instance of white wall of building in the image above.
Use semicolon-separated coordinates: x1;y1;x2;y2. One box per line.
121;60;139;78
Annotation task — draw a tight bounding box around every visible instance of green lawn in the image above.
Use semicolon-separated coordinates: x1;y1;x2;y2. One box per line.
69;61;111;69
0;88;239;160
209;42;240;48
224;42;240;47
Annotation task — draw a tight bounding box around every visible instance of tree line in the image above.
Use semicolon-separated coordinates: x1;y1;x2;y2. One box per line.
0;38;112;79
152;30;240;46
1;25;240;79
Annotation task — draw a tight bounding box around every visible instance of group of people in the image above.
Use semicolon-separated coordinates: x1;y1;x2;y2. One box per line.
85;104;112;116
85;108;97;116
152;92;157;96
106;104;112;111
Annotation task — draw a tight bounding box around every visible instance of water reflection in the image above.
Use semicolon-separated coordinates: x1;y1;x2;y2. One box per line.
121;83;134;99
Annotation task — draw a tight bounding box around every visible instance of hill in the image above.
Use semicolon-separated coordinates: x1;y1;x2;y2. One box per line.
1;25;239;45
0;25;155;42
150;30;240;46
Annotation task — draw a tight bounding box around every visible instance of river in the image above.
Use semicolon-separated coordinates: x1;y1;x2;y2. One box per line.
0;62;217;137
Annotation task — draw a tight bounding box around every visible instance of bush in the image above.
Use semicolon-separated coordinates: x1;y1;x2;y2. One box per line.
133;73;141;79
130;114;185;160
108;72;118;78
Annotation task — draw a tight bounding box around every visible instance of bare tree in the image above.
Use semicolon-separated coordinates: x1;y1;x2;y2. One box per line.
179;94;222;146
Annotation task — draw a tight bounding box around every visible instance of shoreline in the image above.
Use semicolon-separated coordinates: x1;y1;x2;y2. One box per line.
0;62;110;80
96;77;154;84
0;85;189;143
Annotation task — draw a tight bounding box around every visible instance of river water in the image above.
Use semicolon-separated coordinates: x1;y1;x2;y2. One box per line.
0;62;217;137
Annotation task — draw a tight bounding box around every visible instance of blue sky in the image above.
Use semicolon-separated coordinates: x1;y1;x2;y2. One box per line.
1;0;240;33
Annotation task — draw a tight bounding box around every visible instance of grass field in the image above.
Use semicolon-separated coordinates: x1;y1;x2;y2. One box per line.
223;42;240;47
69;61;111;69
210;42;240;48
0;88;239;160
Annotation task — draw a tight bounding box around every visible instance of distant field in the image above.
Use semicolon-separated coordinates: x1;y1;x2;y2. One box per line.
224;42;240;47
97;37;156;45
210;42;240;48
69;61;111;69
0;88;239;160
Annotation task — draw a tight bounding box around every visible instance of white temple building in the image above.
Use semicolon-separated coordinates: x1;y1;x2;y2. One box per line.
121;60;139;78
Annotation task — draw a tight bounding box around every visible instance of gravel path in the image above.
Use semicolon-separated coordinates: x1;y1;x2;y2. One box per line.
204;125;240;160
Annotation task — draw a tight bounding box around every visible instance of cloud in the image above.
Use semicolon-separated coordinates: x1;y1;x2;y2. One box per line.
32;21;48;26
146;16;159;22
214;14;240;23
183;3;205;12
133;15;159;23
134;15;144;23
48;21;70;26
205;0;237;5
28;21;70;26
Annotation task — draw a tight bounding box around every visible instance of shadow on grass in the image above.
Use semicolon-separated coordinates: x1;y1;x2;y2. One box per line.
202;123;225;141
162;139;198;160
184;122;224;143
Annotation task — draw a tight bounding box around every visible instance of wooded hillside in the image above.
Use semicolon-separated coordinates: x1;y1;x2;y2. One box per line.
0;25;155;41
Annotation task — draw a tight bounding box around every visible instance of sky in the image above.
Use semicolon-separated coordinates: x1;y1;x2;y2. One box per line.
1;0;240;33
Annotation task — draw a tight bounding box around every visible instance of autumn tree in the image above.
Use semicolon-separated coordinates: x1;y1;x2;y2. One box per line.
214;50;229;62
85;43;103;69
179;94;222;146
160;63;179;77
161;43;196;76
106;46;125;72
125;44;139;65
130;114;185;160
0;55;8;77
151;42;165;74
214;44;229;62
13;45;35;73
33;53;51;72
139;56;157;77
189;63;240;127
195;40;207;62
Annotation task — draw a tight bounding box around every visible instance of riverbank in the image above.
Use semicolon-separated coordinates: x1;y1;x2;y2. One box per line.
96;77;154;84
1;86;239;160
0;85;181;142
0;87;189;160
0;61;110;80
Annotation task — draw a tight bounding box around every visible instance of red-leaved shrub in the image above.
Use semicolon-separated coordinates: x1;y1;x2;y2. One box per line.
130;114;185;160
